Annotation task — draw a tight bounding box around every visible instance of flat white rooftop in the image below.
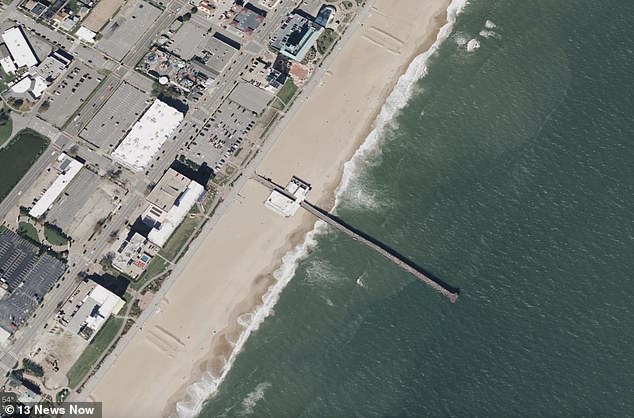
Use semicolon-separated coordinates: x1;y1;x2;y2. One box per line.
111;99;183;171
2;27;38;68
68;284;125;339
148;180;204;247
29;154;83;218
0;56;16;74
265;190;299;217
76;26;96;43
264;177;311;217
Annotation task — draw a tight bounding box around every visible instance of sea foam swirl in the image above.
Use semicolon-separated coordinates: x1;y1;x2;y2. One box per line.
173;0;470;416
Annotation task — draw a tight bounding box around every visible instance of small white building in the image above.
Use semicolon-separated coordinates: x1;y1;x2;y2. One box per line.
76;26;96;44
265;176;311;217
111;100;184;172
67;284;125;341
10;73;47;99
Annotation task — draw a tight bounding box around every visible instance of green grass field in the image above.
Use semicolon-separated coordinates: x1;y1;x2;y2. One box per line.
158;215;200;262
44;224;69;246
0;107;12;146
0;129;49;203
316;28;339;55
272;79;298;111
130;257;168;291
66;317;124;389
18;222;39;243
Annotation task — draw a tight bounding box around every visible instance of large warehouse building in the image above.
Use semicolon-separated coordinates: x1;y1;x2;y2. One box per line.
111;99;184;171
1;26;39;70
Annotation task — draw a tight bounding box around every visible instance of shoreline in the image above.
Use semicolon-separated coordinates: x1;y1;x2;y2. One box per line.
86;0;457;416
169;5;453;415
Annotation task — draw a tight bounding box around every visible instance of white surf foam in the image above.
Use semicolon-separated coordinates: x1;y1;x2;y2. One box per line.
173;0;470;416
172;221;327;418
485;19;497;29
333;0;470;208
454;31;469;46
478;29;496;39
467;38;481;52
305;258;345;287
240;382;271;415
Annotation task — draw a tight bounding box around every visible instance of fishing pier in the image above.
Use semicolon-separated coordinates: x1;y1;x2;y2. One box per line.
254;174;460;303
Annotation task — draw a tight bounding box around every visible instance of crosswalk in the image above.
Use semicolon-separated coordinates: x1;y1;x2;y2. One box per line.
0;349;17;373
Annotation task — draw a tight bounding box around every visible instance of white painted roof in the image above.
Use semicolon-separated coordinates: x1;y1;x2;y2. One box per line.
0;56;16;74
76;26;96;43
2;27;38;68
265;190;299;217
111;99;184;171
10;76;31;93
29;154;83;218
31;74;47;98
264;177;310;217
148;180;204;247
84;285;125;332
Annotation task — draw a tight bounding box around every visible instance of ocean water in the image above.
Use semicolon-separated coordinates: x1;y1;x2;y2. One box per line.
192;0;634;415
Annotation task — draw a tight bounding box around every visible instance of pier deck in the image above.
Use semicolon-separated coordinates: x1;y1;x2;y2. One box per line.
254;175;459;303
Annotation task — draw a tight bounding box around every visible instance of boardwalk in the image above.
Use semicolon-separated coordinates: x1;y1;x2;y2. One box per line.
254;175;459;302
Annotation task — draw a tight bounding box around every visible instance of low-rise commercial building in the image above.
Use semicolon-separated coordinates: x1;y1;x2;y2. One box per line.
1;27;39;70
66;284;125;341
142;169;204;247
265;176;311;217
111;99;184;172
29;153;84;219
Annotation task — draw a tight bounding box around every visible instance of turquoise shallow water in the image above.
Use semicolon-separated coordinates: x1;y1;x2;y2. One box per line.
196;0;634;415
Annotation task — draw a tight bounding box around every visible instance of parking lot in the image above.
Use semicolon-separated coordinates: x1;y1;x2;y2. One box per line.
80;82;152;150
39;62;103;128
183;98;255;170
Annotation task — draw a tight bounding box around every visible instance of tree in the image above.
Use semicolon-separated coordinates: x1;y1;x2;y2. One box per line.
23;358;44;377
182;12;192;21
67;144;79;156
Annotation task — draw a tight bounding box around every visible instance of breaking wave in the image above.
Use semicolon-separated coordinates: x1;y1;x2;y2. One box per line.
240;382;271;415
334;0;470;208
173;0;470;416
467;38;481;52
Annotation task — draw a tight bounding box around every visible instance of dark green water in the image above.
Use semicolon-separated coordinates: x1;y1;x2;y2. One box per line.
191;0;634;415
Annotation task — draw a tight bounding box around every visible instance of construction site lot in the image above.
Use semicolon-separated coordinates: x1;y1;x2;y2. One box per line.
96;1;162;61
81;0;128;33
45;169;126;242
28;321;89;392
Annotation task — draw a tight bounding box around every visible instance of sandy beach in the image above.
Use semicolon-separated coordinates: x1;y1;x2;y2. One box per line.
87;0;451;416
